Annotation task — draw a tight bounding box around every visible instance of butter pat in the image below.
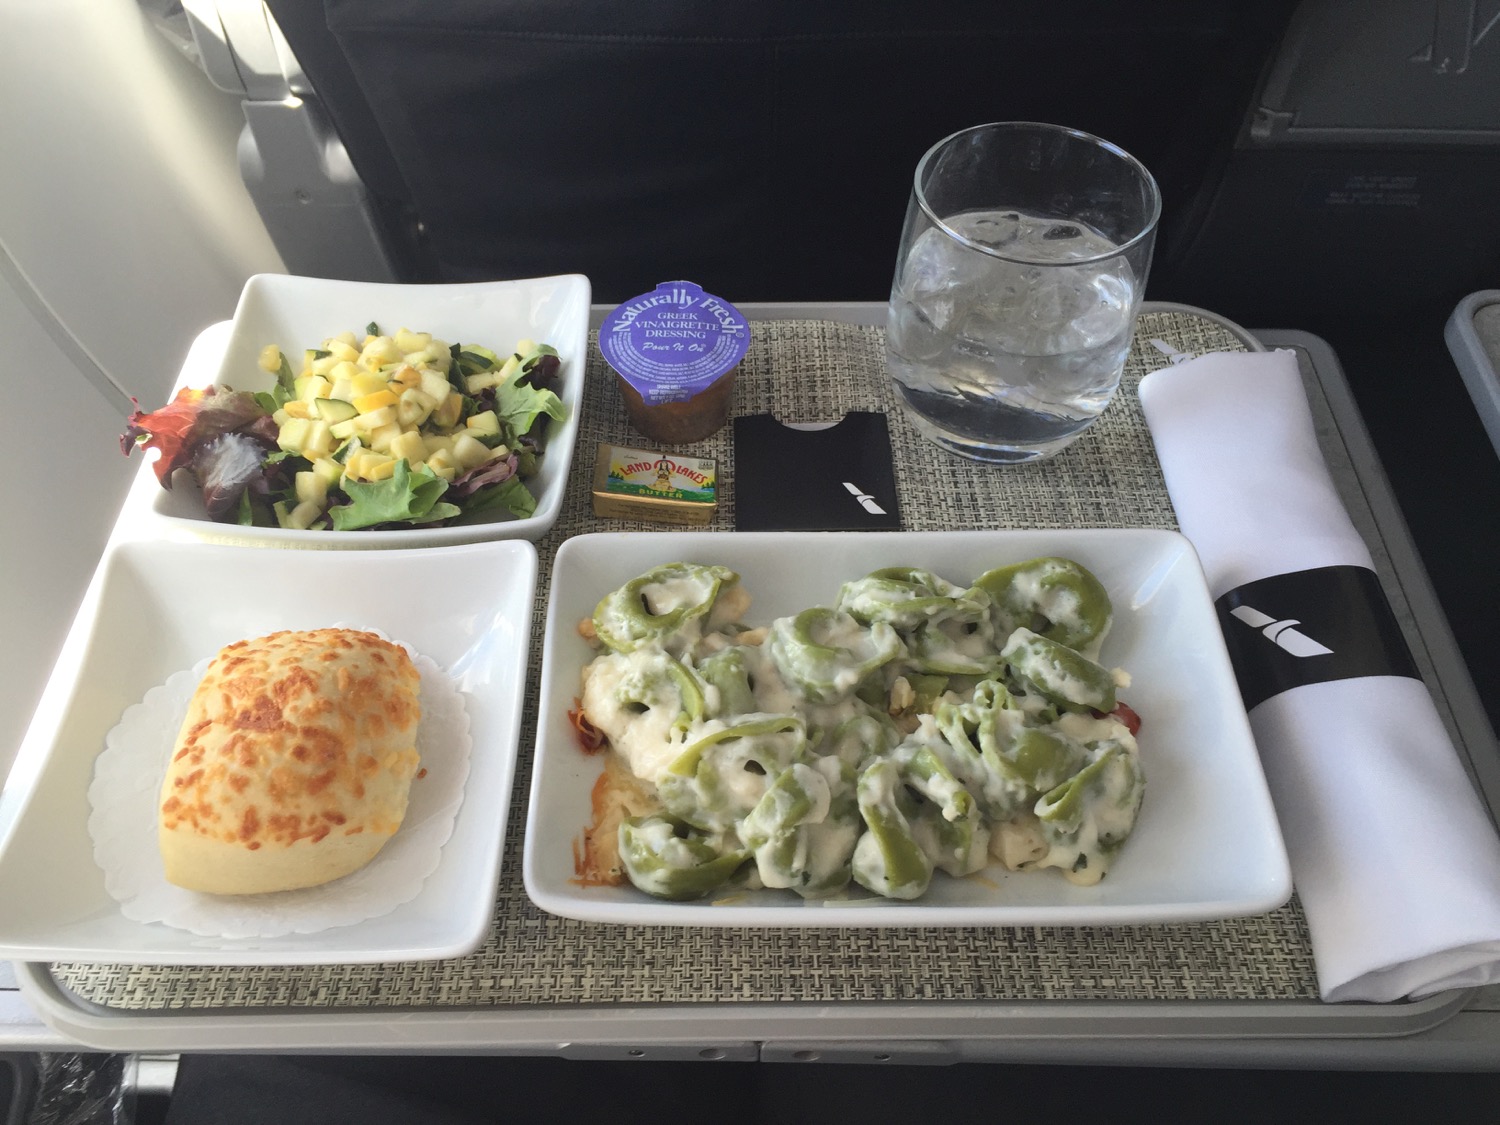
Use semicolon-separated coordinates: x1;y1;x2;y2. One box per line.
591;444;718;525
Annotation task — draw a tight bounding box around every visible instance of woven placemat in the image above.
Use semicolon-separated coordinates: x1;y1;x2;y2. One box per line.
53;309;1319;1010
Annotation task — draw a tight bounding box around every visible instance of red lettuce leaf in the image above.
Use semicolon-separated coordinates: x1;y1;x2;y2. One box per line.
121;387;269;487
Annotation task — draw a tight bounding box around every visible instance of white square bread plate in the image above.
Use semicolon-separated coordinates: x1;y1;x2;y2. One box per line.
141;272;589;547
0;537;536;964
524;529;1291;927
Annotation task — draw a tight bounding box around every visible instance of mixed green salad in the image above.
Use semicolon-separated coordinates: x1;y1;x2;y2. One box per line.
121;324;567;530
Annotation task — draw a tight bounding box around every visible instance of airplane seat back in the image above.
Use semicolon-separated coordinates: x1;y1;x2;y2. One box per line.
257;0;1298;303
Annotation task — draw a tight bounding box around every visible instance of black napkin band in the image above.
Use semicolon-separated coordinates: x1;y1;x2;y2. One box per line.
1215;565;1419;711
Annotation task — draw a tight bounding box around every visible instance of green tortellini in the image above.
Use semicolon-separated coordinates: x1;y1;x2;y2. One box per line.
593;563;739;653
975;556;1112;651
768;607;903;704
580;555;1144;904
618;815;749;901
1001;627;1117;714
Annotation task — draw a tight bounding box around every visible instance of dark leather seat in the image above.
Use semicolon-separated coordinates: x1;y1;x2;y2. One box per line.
265;0;1296;303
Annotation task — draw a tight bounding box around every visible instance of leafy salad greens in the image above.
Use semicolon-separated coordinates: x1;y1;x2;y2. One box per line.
121;325;567;531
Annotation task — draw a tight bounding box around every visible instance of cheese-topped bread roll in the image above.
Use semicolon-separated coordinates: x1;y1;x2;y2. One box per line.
159;628;422;895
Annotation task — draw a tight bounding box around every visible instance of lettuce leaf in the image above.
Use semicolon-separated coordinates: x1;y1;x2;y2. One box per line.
121;387;269;486
462;475;538;519
327;460;459;530
493;379;566;441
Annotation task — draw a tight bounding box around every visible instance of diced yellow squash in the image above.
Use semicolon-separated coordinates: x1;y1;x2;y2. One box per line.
388;364;423;391
426;447;458;476
452;432;493;470
258;344;283;373
295;470;328;507
366;457;397;481
496;354;521;384
272;407;290;426
287;500;324;531
367;421;403;453
332;360;362;385
389;429;427;465
345;450;393;481
396;388;435;428
430;393;463;430
349;371;386;398
360;336;403;367
351;405;396;432
302;420;334;457
514;338;537;355
277;417;311;454
353;388;399;414
310;353;340;377
465;371;499;394
327;339;360;363
466;409;501;437
330;330;359;348
418;369;451;403
329;418;359;440
283;400;313;420
328;377;355;403
423;433;453;455
393;328;431;353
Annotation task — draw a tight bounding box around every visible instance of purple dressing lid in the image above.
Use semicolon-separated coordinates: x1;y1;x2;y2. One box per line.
598;281;751;405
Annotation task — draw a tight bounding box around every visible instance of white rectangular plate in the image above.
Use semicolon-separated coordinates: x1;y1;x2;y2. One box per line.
525;529;1291;927
144;272;590;546
0;537;536;964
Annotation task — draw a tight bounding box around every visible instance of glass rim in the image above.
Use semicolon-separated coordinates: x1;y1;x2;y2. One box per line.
913;121;1163;266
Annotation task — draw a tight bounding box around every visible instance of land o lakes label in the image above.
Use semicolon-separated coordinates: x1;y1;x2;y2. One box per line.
591;443;718;525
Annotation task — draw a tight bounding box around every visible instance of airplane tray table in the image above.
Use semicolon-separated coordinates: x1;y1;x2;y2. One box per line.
16;303;1500;1063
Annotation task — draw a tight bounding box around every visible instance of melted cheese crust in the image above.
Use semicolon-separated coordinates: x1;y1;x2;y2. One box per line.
159;628;421;894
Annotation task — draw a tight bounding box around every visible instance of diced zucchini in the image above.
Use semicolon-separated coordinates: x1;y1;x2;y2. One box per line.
311;456;344;484
331;437;361;464
465;371;499;394
351;405;396;432
314;398;358;423
295;374;331;401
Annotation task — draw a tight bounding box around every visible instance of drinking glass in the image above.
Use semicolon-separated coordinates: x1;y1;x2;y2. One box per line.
887;122;1161;463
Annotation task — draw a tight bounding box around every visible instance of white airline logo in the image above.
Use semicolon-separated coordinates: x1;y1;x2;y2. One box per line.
842;482;886;515
1229;605;1333;658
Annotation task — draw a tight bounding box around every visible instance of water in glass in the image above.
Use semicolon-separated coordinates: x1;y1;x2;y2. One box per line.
888;208;1137;462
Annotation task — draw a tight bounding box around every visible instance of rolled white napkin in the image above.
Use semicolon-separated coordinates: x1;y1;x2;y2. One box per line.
1139;348;1500;1003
